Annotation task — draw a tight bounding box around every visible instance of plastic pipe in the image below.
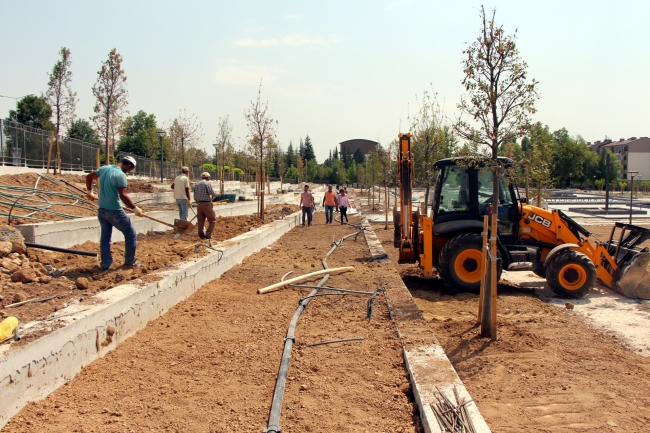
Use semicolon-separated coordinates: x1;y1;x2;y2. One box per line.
24;242;97;257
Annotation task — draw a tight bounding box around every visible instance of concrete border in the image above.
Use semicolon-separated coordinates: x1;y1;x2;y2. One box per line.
0;211;302;428
362;220;491;433
16;201;262;248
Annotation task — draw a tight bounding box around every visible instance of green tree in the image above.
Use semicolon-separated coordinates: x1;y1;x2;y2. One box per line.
7;95;53;130
67;119;101;145
285;165;299;179
347;161;358;183
117;111;158;157
92;48;128;164
619;179;629;193
303;134;316;162
454;5;539;340
594;179;605;191
285;141;296;168
46;47;77;173
307;159;319;181
353;147;365;165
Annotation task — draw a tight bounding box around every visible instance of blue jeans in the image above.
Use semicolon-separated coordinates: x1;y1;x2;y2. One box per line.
98;208;137;269
325;205;334;223
176;199;188;220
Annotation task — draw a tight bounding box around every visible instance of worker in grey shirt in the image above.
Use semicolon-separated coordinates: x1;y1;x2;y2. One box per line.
193;172;218;239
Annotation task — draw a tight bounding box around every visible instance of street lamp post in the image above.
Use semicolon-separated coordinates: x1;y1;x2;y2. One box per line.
212;142;219;191
629;171;638;224
157;130;166;183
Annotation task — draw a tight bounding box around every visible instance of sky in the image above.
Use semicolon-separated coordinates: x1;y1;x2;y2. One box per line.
1;0;648;163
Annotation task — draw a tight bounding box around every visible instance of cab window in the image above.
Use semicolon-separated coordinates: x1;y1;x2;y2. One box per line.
437;165;470;214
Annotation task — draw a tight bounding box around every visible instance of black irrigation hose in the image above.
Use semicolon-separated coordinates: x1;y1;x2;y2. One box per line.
24;241;98;257
265;229;362;433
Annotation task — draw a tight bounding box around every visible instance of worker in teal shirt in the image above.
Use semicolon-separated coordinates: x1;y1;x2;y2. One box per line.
85;156;145;269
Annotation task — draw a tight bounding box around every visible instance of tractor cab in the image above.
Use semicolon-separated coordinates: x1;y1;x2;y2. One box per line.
432;157;520;244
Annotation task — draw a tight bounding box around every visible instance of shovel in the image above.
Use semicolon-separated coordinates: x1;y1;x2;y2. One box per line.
174;205;198;240
126;208;194;235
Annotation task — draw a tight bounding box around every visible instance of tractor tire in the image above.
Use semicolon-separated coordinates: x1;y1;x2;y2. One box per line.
438;233;502;293
546;250;596;298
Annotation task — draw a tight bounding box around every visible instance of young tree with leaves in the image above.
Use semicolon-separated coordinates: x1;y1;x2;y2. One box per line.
244;82;277;219
411;89;447;211
46;47;77;174
169;109;203;167
92;49;128;164
214;115;232;192
455;6;539;339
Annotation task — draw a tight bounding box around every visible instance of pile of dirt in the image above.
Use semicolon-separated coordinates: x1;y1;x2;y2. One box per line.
4;212;422;432
375;227;650;432
0;213;289;342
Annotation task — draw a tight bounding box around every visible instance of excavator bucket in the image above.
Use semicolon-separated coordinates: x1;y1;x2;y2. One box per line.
613;251;650;299
607;223;650;300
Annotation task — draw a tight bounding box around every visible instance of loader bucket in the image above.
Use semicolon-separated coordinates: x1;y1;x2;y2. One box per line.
613;251;650;299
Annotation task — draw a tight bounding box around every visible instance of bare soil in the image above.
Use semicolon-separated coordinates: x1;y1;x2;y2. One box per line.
0;172;160;224
3;211;421;432
0;207;298;346
375;226;650;432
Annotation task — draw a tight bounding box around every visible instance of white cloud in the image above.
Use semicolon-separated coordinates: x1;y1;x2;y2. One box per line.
214;61;283;86
236;38;280;46
235;34;338;47
282;35;327;46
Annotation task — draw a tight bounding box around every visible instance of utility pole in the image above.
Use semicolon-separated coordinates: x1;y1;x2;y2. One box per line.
605;152;610;211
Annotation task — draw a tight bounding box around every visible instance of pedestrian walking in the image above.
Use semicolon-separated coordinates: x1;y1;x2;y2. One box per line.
323;185;337;224
193;172;218;239
338;188;350;224
335;185;340;213
85;156;144;270
170;166;191;220
300;184;314;227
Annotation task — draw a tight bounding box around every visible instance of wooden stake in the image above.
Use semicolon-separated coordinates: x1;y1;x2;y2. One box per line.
46;132;54;174
258;267;355;294
477;215;489;322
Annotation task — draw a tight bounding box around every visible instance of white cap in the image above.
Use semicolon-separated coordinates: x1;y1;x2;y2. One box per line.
122;155;137;167
201;172;211;178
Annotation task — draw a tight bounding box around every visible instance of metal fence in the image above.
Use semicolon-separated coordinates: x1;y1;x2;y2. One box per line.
116;151;252;182
0;119;101;171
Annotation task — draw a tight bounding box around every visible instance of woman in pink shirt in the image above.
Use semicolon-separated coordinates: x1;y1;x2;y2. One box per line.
338;188;350;224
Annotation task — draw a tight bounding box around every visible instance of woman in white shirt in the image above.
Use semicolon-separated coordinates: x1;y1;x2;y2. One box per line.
338;188;350;224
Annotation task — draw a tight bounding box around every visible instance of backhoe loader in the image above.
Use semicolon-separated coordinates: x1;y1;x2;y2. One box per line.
393;133;650;299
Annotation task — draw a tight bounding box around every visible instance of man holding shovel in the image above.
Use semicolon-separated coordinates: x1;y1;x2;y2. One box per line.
85;156;144;270
193;172;218;239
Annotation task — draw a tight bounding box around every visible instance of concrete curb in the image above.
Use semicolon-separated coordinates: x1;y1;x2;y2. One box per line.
362;220;491;433
0;211;302;428
16;201;262;248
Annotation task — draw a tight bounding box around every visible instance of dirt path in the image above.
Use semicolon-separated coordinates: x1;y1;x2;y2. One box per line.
375;226;650;433
3;212;421;432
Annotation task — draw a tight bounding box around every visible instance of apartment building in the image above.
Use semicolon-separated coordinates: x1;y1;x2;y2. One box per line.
588;136;650;179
